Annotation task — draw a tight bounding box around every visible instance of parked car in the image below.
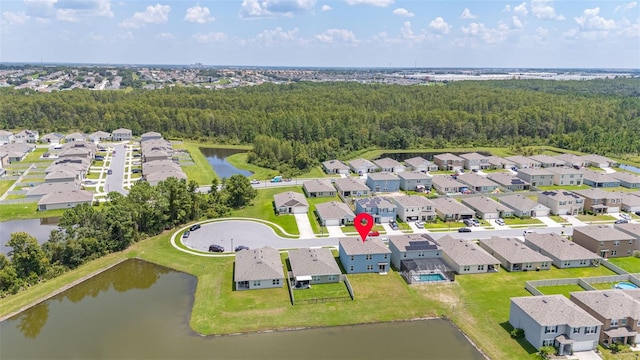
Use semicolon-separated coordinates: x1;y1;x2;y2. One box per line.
620;213;631;220
235;245;249;252
190;224;201;231
208;244;224;252
523;230;533;236
182;231;190;238
463;219;473;227
472;169;478;173
415;220;425;229
389;221;398;230
471;219;480;226
368;231;380;237
95;155;104;161
250;179;260;185
107;169;113;175
614;219;629;224
132;169;141;174
636;211;640;216
458;227;472;233
495;218;505;226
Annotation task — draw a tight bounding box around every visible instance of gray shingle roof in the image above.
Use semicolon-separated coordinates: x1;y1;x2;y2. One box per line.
571;290;640;320
517;168;554;176
499;194;549;212
573;188;620;200
397;171;432;181
356;196;396;210
555;153;584;166
610;171;640;184
431;198;475;215
349;158;378;170
339;237;390;256
462;196;511;214
524;233;601;261
511;295;602;327
333;178;369;192
373;157;404;169
392;195;435;208
487;156;515;167
38;189;93;205
435;235;499;266
315;201;355;220
322;159;349;171
404;156;433;169
528;154;561;165
288;248;341;277
234;246;284;282
487;173;531;187
479;237;552;264
506;155;540;166
615;223;640;239
26;182;79;197
431;175;467;190
274;191;308;208
367;172;399;181
580;169;619;184
389;233;441;252
434;153;464;161
459;152;487;160
573;225;635;242
547;167;583;175
303;179;335;193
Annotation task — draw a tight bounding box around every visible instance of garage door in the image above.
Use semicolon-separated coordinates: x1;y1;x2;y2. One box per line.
324;219;339;226
535;210;549;217
572;340;595;352
292;207;308;214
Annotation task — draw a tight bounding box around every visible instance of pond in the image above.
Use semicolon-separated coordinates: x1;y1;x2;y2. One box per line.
200;147;253;179
619;164;640;175
0;218;58;256
0;259;485;360
379;151;493;162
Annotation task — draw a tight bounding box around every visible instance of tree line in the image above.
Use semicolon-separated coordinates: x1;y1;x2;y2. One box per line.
0;175;256;297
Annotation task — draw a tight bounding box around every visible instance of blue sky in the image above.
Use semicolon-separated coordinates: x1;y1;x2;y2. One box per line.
1;0;638;68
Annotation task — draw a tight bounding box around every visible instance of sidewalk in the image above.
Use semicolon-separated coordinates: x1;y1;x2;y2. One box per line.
563;215;586;227
537;216;561;227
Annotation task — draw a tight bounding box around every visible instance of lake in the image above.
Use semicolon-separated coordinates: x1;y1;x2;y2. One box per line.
0;259;485;360
200;147;253;179
0;218;58;256
619;164;640;175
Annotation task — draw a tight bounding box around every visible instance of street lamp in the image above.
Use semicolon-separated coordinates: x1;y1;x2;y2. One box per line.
231;238;234;252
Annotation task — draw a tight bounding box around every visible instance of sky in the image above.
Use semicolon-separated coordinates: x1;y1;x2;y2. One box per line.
1;0;639;68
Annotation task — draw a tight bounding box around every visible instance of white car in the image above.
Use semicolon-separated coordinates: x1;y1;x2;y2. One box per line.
495;218;505;226
250;180;260;185
620;213;631;220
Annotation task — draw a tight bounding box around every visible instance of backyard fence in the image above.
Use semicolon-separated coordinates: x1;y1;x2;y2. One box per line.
342;274;355;300
600;260;629;275
294;296;352;305
526;273;640;296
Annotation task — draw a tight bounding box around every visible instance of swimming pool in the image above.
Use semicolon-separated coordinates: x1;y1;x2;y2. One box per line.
614;282;639;290
418;273;446;282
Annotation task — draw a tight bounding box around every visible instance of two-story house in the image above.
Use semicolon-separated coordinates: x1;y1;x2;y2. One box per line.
572;225;635;258
547;167;584;186
509;295;602;355
573;188;622;213
537;190;585;215
338;237;391;274
355;197;397;223
111;128;132;142
397;171;432;192
0;130;14;145
517;168;554;187
14;129;39;143
365;172;400;192
392;195;437;222
459;152;489;170
433;153;464;171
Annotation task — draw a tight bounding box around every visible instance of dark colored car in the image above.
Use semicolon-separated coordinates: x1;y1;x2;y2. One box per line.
182;231;190;238
614;219;629;224
132;168;141;173
235;245;249;252
368;231;380;237
389;221;398;230
209;244;224;253
95;155;104;161
458;227;472;233
636;211;640;216
190;224;201;231
107;169;113;175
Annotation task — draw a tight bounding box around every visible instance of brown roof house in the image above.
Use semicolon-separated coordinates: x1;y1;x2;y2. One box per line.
435;235;500;274
433;153;464;171
509;295;602;355
234;246;285;291
524;232;601;268
478;237;552;272
572;225;635;259
288;248;342;288
573;188;622;214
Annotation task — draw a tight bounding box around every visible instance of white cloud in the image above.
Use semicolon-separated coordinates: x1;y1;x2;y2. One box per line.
460;8;477;19
615;2;637;12
429;17;451;34
461;22;509;44
315;28;357;43
536;26;549;37
239;0;316;19
618;22;639;36
120;4;170;28
321;4;331;11
256;27;303;44
22;0;113;22
512;16;523;30
184;5;214;23
531;0;564;20
2;11;30;25
157;32;175;39
575;7;616;30
513;2;528;17
393;8;413;17
345;0;393;7
193;32;227;43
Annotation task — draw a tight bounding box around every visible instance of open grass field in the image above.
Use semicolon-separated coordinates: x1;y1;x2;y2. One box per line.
225;152;279;180
230;186;300;236
174;142;218;185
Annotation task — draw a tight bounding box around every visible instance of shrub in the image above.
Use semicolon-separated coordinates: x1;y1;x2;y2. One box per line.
510;328;525;339
538;346;555;359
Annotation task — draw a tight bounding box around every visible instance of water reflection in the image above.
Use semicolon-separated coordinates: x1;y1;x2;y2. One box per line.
16;302;48;339
200;147;253;178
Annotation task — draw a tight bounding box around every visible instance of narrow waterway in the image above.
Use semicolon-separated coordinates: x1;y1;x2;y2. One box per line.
200;147;252;178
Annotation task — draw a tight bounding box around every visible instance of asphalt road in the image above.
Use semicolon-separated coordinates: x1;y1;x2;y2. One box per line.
105;143;128;195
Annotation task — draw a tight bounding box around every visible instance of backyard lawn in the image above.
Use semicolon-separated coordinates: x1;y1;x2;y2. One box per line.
0;203;67;220
0;180;14;197
291;281;351;302
536;284;585;297
502;217;543;226
608;257;640;273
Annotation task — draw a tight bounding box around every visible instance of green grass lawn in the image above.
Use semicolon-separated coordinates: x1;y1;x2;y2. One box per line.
589;282;618;290
225;152;279;180
503;217;543;226
230;186;300;236
23;148;52;163
576;214;616;222
86;172;101;180
549;215;569;224
538;185;591;191
608;257;640;273
305;195;341;235
0;203;67;220
423;218;466;229
173;142;217;186
0;180;15;197
536;284;585;297
292;281;351;302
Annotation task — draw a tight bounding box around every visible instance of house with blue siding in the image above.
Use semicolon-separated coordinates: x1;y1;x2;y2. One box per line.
611;172;640;189
388;234;442;270
366;172;400;192
338;238;391;274
581;169;620;188
355;197;397;223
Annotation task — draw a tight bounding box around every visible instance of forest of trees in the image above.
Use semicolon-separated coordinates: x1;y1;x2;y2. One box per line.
1;79;639;173
0;175;256;296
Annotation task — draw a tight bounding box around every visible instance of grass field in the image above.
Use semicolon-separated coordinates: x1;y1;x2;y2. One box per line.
576;214;616;222
225;152;278;180
292;281;351;301
536;284;585;297
230;186;300;236
0;203;66;220
549;215;569;224
174;142;218;186
503;217;543;226
608;257;640;273
0;180;15;197
538;185;591;191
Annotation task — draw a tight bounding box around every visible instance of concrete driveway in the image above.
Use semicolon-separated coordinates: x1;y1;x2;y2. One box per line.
326;225;345;237
567;350;602;360
294;213;315;238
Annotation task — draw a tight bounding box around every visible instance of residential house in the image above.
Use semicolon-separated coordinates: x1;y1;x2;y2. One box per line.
111;128;132;142
431;175;469;195
404;156;438;172
0;130;14;145
388;234;443;269
140;131;163;142
303;179;336;198
610;172;640;189
392;195;437;222
322;159;350;175
288;248;342;288
486;155;516;170
581;169;620;188
572;225;635;259
547;167;584;186
581;154;617;168
459;152;489;170
528;154;562;168
397;171;432;192
614;223;640;250
37;189;94;211
333;178;370;198
14;130;39;143
143;167;187;186
88;131;111;143
573;188;622;213
479;237;552;272
0;143;35;163
570;290;640;348
348;158;379;175
338;237;391;274
462;196;513;219
315;201;355;226
509;295;601;355
433;153;464;171
40;132;64;144
524;232;601;268
45;169;81;183
430;198;475;221
234;246;284;291
64;132;86;142
498;194;550;218
372;157;406;173
355;197;397;223
365;172;400;192
486;173;531;191
555;153;585;168
506;155;541;169
456;172;500;193
537;190;585;215
273;191;309;214
516;168;554;187
435;235;500;274
617;191;640;212
25;182;79;201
